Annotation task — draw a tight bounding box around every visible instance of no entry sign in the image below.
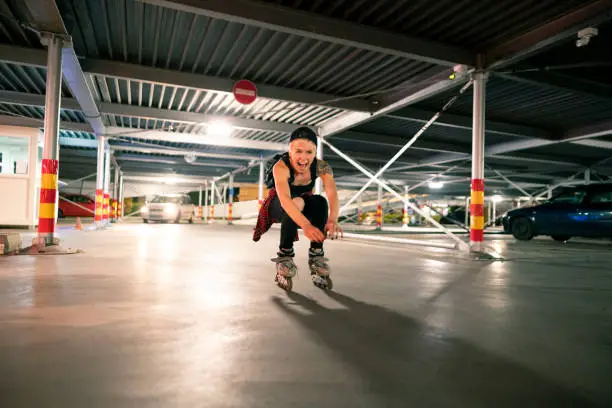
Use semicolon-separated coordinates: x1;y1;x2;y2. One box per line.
233;79;257;104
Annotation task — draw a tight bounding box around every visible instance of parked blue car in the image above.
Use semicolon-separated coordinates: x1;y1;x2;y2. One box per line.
502;183;612;241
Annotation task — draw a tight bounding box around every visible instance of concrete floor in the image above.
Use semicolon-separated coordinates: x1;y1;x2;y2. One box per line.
0;222;611;407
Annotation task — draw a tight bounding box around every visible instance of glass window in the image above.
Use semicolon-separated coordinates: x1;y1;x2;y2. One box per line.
547;190;586;204
151;195;183;204
590;191;612;204
0;135;29;175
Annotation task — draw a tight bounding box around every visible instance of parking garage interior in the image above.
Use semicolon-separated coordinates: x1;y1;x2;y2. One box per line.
1;0;612;406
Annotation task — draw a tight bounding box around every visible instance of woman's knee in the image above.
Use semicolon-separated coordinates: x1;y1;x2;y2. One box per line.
308;195;328;211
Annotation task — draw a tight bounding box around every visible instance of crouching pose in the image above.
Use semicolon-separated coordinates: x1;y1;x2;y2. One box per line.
253;127;342;285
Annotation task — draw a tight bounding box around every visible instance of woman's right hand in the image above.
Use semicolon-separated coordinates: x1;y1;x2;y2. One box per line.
303;223;325;243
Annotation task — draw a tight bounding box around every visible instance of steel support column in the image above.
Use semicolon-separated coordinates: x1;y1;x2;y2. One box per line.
585;168;591;185
376;183;383;230
95;136;105;226
113;163;120;222
470;71;487;251
36;34;63;245
209;181;215;223
204;181;209;221
198;185;203;219
228;175;234;225
315;142;323;194
258;158;265;210
402;186;409;229
103;141;111;225
119;173;124;218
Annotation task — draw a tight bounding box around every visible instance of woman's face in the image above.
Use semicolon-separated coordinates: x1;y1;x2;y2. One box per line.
288;139;317;175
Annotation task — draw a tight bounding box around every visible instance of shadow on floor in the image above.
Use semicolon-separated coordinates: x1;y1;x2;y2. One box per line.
272;291;598;408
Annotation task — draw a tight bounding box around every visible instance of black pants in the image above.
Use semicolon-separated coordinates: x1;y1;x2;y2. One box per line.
270;194;328;250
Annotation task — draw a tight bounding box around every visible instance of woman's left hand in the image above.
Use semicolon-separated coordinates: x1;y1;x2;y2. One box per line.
325;220;343;240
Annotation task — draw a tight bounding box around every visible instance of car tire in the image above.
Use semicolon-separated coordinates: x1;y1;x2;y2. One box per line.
511;217;533;241
551;235;571;242
143;219;148;223
58;209;64;219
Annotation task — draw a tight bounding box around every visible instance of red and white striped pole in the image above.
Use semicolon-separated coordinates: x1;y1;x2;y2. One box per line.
470;70;487;251
36;34;63;246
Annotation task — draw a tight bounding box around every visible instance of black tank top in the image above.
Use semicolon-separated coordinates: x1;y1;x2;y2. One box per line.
278;153;318;197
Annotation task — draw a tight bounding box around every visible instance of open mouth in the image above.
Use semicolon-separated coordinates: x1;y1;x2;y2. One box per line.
297;160;308;170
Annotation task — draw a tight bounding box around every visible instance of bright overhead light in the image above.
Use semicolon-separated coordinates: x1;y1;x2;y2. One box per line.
491;194;504;203
428;181;444;189
207;121;233;138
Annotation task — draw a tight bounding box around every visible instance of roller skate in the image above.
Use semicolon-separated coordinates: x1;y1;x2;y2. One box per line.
308;249;332;290
271;249;297;292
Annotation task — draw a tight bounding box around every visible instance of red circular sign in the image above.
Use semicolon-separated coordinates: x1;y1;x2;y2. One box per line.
233;79;257;104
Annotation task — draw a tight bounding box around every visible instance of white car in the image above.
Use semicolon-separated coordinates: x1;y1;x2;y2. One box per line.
142;193;195;223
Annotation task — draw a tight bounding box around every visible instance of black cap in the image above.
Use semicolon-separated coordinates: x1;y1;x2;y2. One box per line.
289;126;318;146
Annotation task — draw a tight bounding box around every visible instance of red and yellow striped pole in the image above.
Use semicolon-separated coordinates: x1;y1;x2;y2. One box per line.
376;205;382;230
94;189;103;224
112;199;118;221
470;70;487;251
37;159;59;243
228;202;233;224
209;205;215;223
470;179;485;244
35;34;63;247
103;193;109;223
117;200;122;220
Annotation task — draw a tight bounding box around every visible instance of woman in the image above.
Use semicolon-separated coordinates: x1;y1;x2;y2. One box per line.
253;126;342;280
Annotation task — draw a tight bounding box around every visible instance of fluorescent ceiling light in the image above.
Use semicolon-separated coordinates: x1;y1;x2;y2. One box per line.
207;120;233;138
428;181;444;189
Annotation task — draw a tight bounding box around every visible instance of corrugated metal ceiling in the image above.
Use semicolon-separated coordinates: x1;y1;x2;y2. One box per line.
409;75;612;131
259;0;597;49
0;102;86;123
56;0;436;97
90;74;346;127
0;61;74;97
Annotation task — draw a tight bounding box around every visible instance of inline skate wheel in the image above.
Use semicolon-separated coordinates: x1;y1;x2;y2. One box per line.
275;272;293;292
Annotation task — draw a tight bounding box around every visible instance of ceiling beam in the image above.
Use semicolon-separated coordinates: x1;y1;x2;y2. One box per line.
115;155;243;168
0;90;300;134
99;102;298;134
494;71;612;101
22;0;106;135
105;126;286;151
485;0;612;70
387;107;556;140
0;44;371;112
59;136;97;148
319;66;468;138
137;0;474;67
0;114;92;132
401;119;612;169
110;145;259;161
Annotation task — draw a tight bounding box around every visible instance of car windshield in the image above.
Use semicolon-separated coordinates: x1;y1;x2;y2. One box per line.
545;190;586;205
151;195;182;204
